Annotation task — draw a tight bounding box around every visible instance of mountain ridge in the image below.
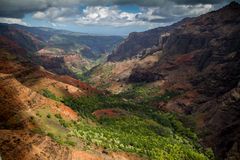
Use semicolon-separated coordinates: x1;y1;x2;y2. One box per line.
108;1;240;62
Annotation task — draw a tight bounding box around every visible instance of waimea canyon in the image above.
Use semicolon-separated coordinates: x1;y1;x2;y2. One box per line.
0;1;239;160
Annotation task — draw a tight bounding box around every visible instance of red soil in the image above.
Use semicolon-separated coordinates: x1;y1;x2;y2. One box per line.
92;108;126;118
51;104;78;121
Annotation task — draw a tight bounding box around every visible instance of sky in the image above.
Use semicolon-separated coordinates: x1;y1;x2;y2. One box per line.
0;0;238;35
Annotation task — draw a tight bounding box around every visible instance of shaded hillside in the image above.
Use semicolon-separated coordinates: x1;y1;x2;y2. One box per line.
107;18;190;61
0;24;45;53
88;2;240;159
108;28;165;61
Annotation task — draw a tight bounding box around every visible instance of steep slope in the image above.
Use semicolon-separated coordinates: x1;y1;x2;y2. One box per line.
108;28;165;61
88;2;240;159
107;18;190;61
87;53;161;93
0;71;143;160
34;49;94;78
0;24;45;53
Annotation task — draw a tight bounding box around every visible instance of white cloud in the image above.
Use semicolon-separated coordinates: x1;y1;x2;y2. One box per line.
32;6;166;27
32;12;46;19
137;3;215;24
173;4;214;17
75;6;142;26
0;17;27;25
137;8;166;22
31;3;215;28
33;7;78;20
0;0;233;19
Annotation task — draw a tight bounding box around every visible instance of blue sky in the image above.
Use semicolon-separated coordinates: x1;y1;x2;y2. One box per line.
0;0;237;35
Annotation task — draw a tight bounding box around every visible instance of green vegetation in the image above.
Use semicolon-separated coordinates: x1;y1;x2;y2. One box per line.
119;84;180;104
76;73;90;82
70;117;210;160
41;89;61;101
31;106;77;147
39;87;214;160
47;114;51;118
82;63;114;85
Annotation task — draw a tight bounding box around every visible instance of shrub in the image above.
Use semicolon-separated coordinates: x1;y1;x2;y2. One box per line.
59;119;68;128
41;89;61;101
47;114;51;118
64;140;76;147
55;114;62;119
36;112;42;117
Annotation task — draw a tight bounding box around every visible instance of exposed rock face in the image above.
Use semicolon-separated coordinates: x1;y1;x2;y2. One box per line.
106;2;240;159
36;55;74;75
108;28;167;61
195;85;240;160
107;18;190;62
162;3;240;56
128;2;240;83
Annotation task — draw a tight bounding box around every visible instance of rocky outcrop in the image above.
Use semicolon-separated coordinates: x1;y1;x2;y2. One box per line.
108;28;166;61
107;18;190;62
37;55;72;75
162;2;240;56
195;85;240;160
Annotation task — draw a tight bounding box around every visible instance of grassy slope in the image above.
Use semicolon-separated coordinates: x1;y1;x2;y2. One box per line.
38;86;214;160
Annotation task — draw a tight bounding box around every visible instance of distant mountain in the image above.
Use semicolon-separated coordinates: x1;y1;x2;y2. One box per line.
0;23;124;77
89;2;240;159
0;23;124;60
0;23;45;53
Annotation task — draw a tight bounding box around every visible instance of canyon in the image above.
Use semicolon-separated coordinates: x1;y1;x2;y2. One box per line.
0;1;240;160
